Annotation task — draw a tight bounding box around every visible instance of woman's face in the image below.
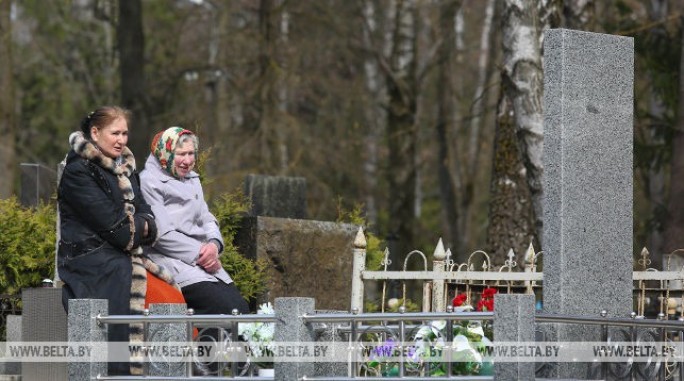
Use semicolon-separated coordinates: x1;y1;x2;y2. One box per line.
91;117;129;159
173;140;196;178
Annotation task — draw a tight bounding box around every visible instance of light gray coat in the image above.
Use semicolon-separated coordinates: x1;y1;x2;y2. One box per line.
140;154;233;288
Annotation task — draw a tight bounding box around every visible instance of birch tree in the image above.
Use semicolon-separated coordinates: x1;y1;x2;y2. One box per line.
486;0;543;263
360;0;385;230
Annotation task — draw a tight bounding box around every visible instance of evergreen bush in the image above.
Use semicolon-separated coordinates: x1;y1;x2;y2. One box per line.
0;198;55;296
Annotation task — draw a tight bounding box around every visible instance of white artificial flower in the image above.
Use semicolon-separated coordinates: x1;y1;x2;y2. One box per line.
467;325;485;338
452;335;483;364
452;335;471;352
431;320;446;331
258;302;274;315
238;302;275;363
453;305;474;312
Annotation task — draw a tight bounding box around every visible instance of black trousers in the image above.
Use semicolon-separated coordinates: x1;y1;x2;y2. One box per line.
181;281;249;374
181;281;250;315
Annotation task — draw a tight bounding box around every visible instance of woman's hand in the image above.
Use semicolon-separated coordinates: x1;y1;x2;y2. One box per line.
197;241;221;273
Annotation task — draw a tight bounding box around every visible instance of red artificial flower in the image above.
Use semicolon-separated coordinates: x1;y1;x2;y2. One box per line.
476;298;495;312
452;293;468;307
482;287;498;299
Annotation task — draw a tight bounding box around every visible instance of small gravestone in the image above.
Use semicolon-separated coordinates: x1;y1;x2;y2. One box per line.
19;163;57;207
244;175;307;219
21;288;67;381
0;315;22;376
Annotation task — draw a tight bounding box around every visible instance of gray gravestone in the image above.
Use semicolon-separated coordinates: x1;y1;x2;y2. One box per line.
67;299;108;381
494;294;535;381
274;298;315;380
244;174;307;219
0;315;22;376
21;288;67;381
20;163;57;208
542;29;633;378
147;303;188;377
313;310;347;377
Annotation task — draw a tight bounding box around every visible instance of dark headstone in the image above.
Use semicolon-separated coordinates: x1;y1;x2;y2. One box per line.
244;175;307;219
21;288;67;381
20;163;57;207
235;216;357;311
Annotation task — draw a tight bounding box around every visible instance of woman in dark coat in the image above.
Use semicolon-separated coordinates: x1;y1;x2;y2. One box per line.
57;106;168;375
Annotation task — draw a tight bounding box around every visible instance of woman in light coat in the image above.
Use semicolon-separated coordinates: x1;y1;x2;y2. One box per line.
140;127;249;319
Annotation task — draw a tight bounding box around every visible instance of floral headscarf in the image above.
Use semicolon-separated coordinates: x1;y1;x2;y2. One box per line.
150;126;196;178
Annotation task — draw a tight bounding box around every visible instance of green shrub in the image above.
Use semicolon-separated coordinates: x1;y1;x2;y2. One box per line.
0;198;55;295
210;190;270;302
0;187;269;303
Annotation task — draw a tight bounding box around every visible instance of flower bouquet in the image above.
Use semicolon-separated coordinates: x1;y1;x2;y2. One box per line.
413;318;493;376
238;302;275;372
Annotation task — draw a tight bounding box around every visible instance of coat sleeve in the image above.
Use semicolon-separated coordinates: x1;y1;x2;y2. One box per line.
60;160;150;250
197;179;225;254
140;176;201;265
133;173;157;246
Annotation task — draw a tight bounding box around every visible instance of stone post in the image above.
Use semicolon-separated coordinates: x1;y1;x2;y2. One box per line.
22;288;67;381
274;297;315;380
68;299;108;381
313;310;348;378
431;239;447;312
494;294;535;381
543;28;634;378
350;227;366;313
147;303;188;377
0;315;22;376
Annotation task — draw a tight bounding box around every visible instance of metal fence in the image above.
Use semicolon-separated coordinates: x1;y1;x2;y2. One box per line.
67;299;684;380
351;228;684;320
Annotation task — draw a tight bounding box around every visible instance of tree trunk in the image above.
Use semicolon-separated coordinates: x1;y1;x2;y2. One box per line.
505;0;544;243
435;0;460;254
643;0;669;268
361;0;384;230
385;0;418;264
663;17;684;255
117;0;148;160
257;0;288;173
461;0;496;253
562;0;595;30
486;0;540;264
0;0;15;198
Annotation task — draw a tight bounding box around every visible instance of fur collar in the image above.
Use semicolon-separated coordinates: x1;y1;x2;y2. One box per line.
69;131;136;177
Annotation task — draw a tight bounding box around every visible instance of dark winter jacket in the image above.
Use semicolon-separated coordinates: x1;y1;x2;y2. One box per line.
57;149;155;319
